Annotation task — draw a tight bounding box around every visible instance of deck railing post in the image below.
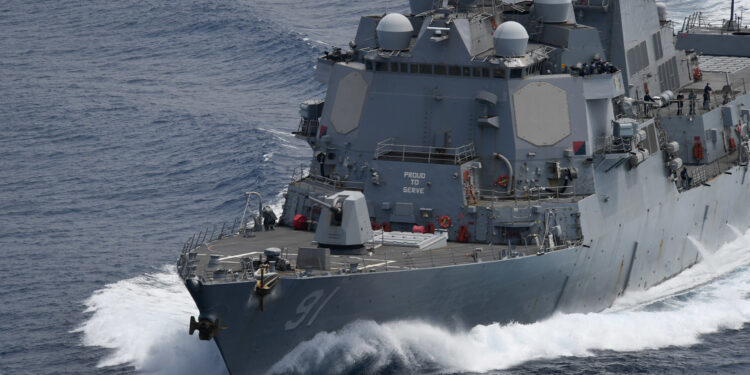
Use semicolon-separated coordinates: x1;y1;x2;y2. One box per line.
384;247;388;271
188;233;196;250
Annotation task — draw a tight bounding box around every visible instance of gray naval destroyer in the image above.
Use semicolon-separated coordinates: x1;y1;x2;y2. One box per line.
177;1;750;373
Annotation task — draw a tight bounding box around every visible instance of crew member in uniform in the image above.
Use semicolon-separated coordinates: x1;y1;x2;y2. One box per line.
689;90;697;115
703;82;712;110
643;92;654;116
262;206;277;231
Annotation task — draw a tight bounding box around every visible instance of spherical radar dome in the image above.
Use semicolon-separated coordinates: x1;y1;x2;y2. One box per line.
493;21;529;57
377;13;414;51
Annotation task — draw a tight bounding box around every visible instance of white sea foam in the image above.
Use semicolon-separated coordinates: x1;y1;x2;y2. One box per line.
78;227;750;374
73;266;228;374
273;226;750;374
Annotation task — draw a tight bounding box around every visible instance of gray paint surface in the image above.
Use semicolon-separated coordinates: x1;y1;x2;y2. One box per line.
177;1;750;374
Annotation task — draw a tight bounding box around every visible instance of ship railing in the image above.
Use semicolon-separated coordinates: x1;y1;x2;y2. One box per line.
524;184;577;200
477;184;577;202
359;238;585;272
290;165;365;191
292;118;319;138
657;89;742;118
374;139;477;165
681;11;741;33
178;216;246;277
594;135;636;155
685;158;730;188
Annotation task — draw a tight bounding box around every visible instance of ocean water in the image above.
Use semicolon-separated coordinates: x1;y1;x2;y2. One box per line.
1;0;749;374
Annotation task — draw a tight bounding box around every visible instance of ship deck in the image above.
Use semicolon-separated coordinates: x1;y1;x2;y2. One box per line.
657;55;750;117
179;226;549;283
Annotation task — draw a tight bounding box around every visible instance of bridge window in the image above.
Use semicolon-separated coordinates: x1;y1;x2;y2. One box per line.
434;64;446;75
448;65;461;76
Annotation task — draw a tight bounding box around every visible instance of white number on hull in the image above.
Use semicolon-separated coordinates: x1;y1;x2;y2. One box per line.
284;287;340;331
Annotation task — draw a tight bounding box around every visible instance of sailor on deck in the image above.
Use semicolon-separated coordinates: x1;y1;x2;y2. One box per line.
703;83;712;110
680;167;692;189
688;91;697;115
643;92;654;116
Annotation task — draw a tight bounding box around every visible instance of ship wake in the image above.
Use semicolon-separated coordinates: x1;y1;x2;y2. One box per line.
73;267;228;374
77;227;750;375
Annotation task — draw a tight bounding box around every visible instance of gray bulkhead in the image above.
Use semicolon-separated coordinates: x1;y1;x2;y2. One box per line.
575;0;691;98
286;4;635;244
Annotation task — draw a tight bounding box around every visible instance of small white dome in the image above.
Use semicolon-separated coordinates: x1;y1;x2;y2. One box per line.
493;21;529;57
656;2;668;22
376;13;414;51
534;0;572;23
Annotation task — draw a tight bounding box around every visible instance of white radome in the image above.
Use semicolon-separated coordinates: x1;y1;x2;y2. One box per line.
376;13;414;51
493;21;529;57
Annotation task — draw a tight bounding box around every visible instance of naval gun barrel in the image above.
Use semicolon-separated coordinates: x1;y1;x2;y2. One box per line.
306;195;341;213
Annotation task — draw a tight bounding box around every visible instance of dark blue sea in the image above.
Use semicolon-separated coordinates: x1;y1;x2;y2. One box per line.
2;0;750;374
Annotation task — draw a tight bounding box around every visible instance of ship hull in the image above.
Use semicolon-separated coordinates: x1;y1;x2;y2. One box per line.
187;157;750;375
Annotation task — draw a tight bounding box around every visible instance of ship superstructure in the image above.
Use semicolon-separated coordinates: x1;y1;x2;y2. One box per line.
176;1;750;373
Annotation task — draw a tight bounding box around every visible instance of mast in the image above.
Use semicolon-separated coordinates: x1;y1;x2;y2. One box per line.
731;0;736;29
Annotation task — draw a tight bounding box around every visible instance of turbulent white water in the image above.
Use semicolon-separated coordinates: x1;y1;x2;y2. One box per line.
74;268;228;374
77;226;750;374
74;1;750;374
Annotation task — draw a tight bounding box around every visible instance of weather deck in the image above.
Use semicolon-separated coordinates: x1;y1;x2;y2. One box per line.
179;226;548;283
658;55;750;117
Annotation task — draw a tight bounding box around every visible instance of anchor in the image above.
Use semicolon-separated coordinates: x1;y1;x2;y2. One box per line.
189;316;227;341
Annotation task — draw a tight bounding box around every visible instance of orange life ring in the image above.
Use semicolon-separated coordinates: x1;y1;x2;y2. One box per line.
495;174;509;188
439;215;451;228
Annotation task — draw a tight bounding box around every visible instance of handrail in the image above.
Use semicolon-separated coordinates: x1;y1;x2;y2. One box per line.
290;166;365;190
374;139;477;165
